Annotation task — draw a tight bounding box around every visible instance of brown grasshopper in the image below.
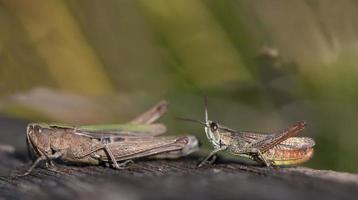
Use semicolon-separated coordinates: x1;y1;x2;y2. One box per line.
22;101;199;176
180;97;315;167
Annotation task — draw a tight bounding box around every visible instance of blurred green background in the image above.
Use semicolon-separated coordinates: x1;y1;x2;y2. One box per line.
1;0;358;173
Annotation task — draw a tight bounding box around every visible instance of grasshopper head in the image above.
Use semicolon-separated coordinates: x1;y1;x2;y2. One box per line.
176;97;222;148
203;97;221;148
204;120;221;149
26;123;51;159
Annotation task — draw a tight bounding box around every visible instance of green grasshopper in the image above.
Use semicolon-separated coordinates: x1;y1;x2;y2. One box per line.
180;97;315;167
23;101;199;176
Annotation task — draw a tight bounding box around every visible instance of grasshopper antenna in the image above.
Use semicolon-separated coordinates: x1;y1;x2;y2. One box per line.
204;96;209;124
175;117;207;127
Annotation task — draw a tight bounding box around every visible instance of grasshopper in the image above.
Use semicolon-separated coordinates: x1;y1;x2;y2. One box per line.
180;97;315;167
22;101;199;176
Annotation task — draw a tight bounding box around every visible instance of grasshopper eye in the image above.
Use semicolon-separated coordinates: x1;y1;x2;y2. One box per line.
33;125;42;133
210;122;218;131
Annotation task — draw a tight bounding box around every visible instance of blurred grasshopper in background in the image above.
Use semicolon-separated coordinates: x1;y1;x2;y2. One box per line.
22;101;199;176
179;97;315;167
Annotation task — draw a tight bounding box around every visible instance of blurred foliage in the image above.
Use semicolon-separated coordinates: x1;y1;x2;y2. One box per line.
0;0;358;173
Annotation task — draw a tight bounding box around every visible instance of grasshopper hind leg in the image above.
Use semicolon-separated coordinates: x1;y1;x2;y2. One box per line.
103;145;134;170
104;159;134;169
104;145;120;169
117;160;134;169
249;148;271;167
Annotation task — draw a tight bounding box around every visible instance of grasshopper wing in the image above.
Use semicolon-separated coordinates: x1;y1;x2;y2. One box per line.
73;123;167;141
75;100;169;138
130;100;168;124
274;137;315;150
45;123;166;141
98;136;199;161
219;121;310;152
251;121;307;153
217;124;275;143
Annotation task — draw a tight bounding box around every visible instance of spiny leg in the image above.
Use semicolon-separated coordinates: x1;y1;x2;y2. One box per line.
45;157;62;174
251;148;271;167
45;160;56;168
197;147;225;168
117;160;134;169
75;144;105;158
19;155;46;176
74;144;129;170
19;151;63;176
44;154;57;168
75;144;136;170
104;145;120;169
207;155;217;165
103;145;134;169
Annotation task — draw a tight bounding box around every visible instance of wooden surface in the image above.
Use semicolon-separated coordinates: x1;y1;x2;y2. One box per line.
0;116;357;200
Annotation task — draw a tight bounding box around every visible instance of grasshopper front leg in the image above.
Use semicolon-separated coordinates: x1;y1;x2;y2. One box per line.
197;147;226;168
20;150;64;176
